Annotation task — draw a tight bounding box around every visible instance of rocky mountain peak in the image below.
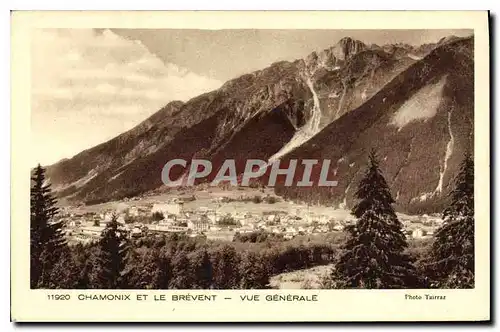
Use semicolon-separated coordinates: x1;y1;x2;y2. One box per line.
301;37;368;73
333;37;367;60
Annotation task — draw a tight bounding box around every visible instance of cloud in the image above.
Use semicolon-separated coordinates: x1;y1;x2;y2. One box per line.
31;29;222;166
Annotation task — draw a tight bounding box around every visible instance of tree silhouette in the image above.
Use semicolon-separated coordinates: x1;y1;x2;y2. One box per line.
211;245;241;289
91;216;129;288
191;248;213;289
425;152;474;288
239;251;270;289
30;164;67;288
332;150;417;288
169;254;193;289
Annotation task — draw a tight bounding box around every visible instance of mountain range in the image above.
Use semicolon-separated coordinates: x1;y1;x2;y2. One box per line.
43;35;474;214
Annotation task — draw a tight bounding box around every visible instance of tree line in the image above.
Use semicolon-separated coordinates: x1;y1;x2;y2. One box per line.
30;149;474;289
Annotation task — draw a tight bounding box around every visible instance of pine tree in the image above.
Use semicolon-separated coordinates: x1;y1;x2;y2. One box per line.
71;243;94;289
169;253;194;289
122;249;170;289
30;164;67;288
119;248;142;289
239;251;270;289
151;251;172;289
211;245;241;289
191;248;213;289
92;216;129;289
77;260;92;289
47;249;78;289
332;150;417;289
425;152;474;288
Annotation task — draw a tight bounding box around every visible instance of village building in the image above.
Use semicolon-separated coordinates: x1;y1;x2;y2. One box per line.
333;224;344;231
128;206;140;217
187;217;210;232
129;227;142;238
266;214;277;222
158;217;176;226
317;215;330;224
237;227;254;234
101;212;114;222
80;226;104;237
205;213;221;224
116;214;126;224
412;228;427;239
319;226;329;233
71;233;97;244
68;219;81;227
149;224;189;234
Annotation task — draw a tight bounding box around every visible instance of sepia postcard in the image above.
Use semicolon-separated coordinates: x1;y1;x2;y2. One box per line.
11;10;490;322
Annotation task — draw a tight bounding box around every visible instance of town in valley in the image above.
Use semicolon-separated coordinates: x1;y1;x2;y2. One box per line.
58;185;442;245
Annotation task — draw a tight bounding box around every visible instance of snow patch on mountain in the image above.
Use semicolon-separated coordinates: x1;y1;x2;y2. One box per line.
328;91;340;98
305;77;322;134
435;108;455;194
410;191;435;203
390;75;447;130
109;170;125;182
334;84;347;120
361;88;368;101
269;73;324;162
407;54;422;60
419;192;434;202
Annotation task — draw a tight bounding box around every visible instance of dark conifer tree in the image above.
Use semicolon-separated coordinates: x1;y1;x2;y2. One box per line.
169;253;193;289
122;248;171;289
191;248;213;289
119;247;142;288
239;251;270;289
151;251;172;289
47;249;78;289
211;245;241;289
77;260;92;289
424;152;474;288
332;150;417;288
92;216;129;288
30;164;67;288
71;243;94;289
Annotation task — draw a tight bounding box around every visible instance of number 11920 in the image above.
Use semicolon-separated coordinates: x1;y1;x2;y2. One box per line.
47;294;70;300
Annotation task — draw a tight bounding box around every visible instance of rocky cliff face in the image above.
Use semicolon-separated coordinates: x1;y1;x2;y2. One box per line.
44;35;473;213
274;37;474;214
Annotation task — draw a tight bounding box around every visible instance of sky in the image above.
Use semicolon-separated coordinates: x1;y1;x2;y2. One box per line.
31;28;472;166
